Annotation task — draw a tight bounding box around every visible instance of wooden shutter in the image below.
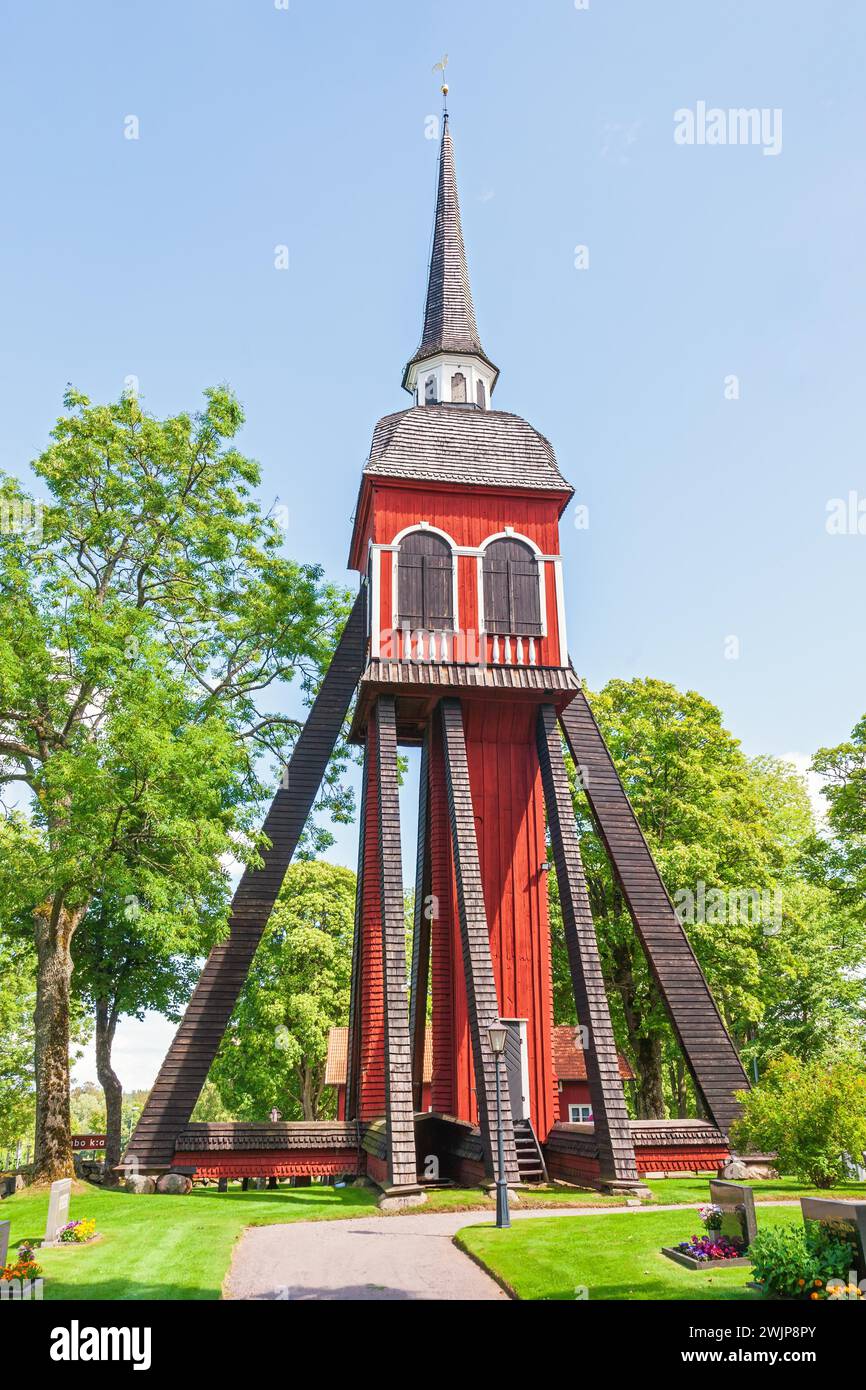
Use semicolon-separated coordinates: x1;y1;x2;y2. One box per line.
398;532;453;630
483;539;541;635
509;556;542;635
483;545;511;634
398;551;424;628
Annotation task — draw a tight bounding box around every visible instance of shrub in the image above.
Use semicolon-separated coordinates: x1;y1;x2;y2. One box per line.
730;1054;866;1188
750;1223;859;1300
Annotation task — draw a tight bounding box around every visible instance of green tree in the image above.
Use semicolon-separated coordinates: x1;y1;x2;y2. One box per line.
0;935;37;1149
731;1054;866;1188
742;880;866;1074
209;861;355;1121
810;714;866;916
72;894;206;1176
0;387;350;1180
70;1083;106;1135
557;679;803;1117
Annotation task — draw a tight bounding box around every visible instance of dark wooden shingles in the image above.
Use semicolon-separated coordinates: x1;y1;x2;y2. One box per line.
344;744;369;1121
375;697;420;1187
536;705;639;1183
559;690;749;1134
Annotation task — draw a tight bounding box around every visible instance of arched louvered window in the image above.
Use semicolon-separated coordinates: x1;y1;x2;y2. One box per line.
398;531;454;630
482;538;542;636
476;379;486;409
451;371;467;403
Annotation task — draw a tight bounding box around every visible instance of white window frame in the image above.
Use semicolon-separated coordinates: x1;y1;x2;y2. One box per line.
568;1103;593;1123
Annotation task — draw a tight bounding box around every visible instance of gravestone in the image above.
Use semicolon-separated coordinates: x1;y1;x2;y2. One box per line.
801;1198;866;1279
0;1219;9;1269
709;1178;758;1249
45;1177;72;1244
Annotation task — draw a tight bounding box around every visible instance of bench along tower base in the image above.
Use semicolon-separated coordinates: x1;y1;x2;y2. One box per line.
126;111;748;1198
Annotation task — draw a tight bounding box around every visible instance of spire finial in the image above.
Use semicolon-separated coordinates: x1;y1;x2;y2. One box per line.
432;54;449;117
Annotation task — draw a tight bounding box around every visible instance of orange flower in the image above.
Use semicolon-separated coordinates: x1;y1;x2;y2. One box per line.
814;1279;823;1287
798;1278;806;1287
810;1292;820;1301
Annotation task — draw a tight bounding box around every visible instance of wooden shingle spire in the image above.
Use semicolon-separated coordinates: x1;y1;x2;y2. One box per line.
403;113;499;391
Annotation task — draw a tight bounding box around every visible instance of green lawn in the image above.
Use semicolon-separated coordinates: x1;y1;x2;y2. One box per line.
2;1183;378;1300
644;1176;866;1206
421;1184;626;1213
5;1173;861;1301
455;1205;801;1301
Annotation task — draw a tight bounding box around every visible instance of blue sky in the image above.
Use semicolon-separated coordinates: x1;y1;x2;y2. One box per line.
2;1;864;1084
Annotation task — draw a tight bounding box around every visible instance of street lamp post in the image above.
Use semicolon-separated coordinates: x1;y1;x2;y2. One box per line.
487;1023;510;1229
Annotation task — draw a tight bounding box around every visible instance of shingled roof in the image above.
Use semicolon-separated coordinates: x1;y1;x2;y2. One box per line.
403;113;497;383
363;404;572;494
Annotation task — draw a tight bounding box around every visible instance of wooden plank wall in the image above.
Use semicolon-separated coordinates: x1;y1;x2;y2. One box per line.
439;698;520;1185
408;730;432;1112
124;590;368;1171
559;690;749;1133
429;720;458;1117
536;704;640;1185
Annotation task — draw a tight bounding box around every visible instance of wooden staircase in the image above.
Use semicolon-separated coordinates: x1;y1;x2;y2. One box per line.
513;1119;547;1184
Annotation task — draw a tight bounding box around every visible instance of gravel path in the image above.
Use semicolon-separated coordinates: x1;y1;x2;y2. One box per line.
223;1199;800;1301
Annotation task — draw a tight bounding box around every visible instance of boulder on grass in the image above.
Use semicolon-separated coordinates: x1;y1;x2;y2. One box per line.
156;1172;193;1195
720;1159;749;1180
125;1175;156;1195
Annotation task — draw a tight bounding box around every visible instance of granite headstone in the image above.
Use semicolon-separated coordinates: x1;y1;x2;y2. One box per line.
800;1197;866;1279
709;1178;758;1249
44;1177;72;1244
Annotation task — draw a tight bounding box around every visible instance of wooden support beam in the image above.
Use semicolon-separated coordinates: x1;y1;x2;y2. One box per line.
439;698;520;1186
374;696;419;1189
125;589;368;1172
559;688;749;1133
344;744;369;1122
536;705;640;1187
408;728;432;1112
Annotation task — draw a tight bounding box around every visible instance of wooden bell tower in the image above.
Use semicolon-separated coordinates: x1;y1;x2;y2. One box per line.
127;109;748;1196
341;111;749;1197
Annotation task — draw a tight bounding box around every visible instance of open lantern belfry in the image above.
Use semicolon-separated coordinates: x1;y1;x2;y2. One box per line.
126;112;749;1199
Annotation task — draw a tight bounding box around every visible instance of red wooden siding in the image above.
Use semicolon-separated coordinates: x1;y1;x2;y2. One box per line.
172;1150;357;1181
361;481;565;670
428;699;558;1140
557;1080;592;1122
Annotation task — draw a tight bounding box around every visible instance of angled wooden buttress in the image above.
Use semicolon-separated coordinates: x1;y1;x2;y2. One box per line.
125;590;368;1172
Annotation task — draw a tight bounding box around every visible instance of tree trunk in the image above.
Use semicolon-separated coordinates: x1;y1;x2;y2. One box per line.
95;998;123;1182
634;1033;666;1119
301;1064;315;1120
612;941;667;1119
33;900;84;1182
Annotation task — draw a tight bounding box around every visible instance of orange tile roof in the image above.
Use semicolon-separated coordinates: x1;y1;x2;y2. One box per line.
551;1025;634;1082
325;1025;433;1087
